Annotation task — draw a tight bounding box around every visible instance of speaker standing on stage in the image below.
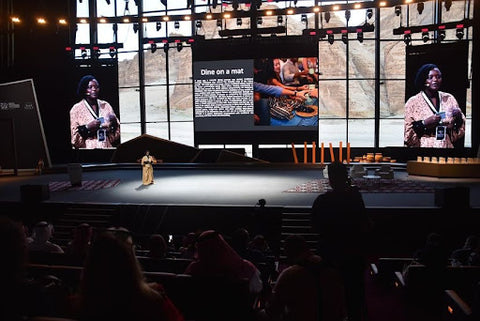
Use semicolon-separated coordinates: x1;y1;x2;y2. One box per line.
70;75;120;149
141;150;157;185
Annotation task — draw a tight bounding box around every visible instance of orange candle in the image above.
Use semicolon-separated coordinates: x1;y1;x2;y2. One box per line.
321;142;324;164
291;143;298;163
347;142;351;164
312;141;316;163
339;141;343;162
304;141;308;163
329;142;335;162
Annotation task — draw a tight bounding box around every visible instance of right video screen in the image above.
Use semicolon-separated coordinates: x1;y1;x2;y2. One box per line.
404;41;468;149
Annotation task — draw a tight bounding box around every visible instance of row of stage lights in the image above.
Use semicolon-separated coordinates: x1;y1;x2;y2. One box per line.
10;0;458;28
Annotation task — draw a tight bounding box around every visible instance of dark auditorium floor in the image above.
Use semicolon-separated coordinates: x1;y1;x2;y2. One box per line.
0;163;479;208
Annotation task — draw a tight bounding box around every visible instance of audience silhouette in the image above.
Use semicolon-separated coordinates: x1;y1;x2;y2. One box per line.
0;216;28;321
72;229;184;321
259;234;346;321
184;229;263;294
311;161;372;321
450;234;479;266
27;221;64;254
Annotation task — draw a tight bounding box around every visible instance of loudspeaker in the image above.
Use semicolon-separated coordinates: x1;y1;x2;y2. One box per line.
434;187;470;208
20;184;50;203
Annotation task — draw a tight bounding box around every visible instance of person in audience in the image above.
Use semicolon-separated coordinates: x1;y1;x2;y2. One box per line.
184;230;263;294
468;239;480;266
0;216;28;321
258;234;346;321
311;161;372;321
404;63;466;148
72;230;184;321
70;75;120;149
450;234;479;266
178;231;198;259
27;221;64;254
412;232;449;269
148;234;169;259
65;222;93;265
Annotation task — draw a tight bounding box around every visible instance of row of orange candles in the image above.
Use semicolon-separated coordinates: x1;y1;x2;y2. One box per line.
292;141;351;164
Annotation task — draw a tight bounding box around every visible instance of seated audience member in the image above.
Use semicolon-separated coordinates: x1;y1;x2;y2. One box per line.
468;240;480;266
65;222;93;265
0;216;28;321
412;232;449;269
27;221;64;254
184;230;263;294
72;231;184;321
229;227;252;260
259;234;346;321
450;234;479;266
148;234;175;259
178;232;198;259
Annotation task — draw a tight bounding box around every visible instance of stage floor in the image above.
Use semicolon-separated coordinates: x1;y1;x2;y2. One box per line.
1;163;479;209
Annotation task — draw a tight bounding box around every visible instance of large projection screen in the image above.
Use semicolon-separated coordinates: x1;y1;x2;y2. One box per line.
193;36;319;145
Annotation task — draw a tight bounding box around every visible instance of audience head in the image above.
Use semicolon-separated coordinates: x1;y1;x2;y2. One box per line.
284;234;311;265
148;234;167;259
31;221;54;243
327;161;350;190
80;231;144;312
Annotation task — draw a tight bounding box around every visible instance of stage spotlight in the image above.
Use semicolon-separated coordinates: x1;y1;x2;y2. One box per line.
422;29;429;43
216;19;222;28
357;28;364;43
105;0;110;4
109;46;116;57
438;29;446;41
80;47;87;59
345;10;351;22
161;0;167;6
327;31;334;44
133;23;139;33
92;46;101;59
324;11;331;23
196;20;202;28
445;0;452;11
176;41;183;52
174;21;179;29
236;18;242;26
277;15;283;25
456;24;464;39
341;30;348;44
417;2;424;15
394;6;401;16
149;41;157;53
156;21;162;31
301;14;307;24
257;17;263;25
366;8;373;20
403;32;412;46
163;42;169;53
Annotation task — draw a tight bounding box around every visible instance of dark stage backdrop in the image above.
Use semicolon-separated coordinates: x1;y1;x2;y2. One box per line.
0;79;50;169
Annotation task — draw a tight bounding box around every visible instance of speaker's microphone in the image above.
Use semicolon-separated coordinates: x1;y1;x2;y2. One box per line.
425;83;430;87
86;92;90;95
